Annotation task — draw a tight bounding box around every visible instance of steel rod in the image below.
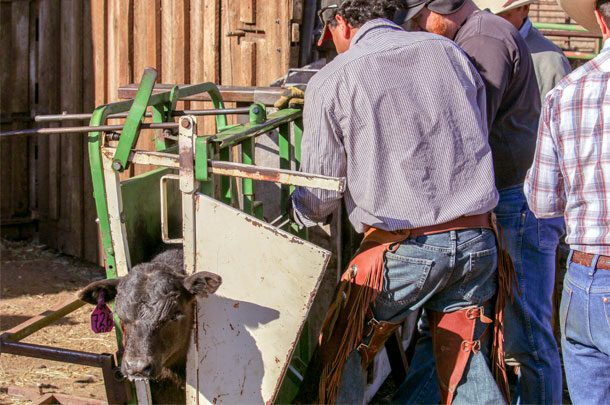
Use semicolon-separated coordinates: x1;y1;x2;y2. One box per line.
0;340;112;368
0;122;179;137
34;107;251;122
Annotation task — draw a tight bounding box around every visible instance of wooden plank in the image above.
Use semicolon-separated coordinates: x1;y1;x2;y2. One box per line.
161;0;188;85
38;0;61;243
220;0;237;86
193;0;220;134
240;41;256;86
10;1;31;218
0;2;12;221
133;0;160;176
240;0;255;24
91;0;107;107
58;0;84;257
29;0;39;216
83;0;99;264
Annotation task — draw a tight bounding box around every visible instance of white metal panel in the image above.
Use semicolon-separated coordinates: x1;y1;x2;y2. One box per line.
192;193;331;405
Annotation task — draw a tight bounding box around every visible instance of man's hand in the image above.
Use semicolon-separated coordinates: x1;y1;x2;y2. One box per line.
274;86;305;109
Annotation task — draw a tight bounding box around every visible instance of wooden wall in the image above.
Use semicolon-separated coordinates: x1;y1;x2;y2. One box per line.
0;0;303;263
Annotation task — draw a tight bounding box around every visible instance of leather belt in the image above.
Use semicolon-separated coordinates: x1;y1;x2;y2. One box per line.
365;213;492;239
571;250;610;270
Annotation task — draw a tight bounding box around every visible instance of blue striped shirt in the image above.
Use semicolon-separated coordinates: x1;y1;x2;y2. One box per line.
292;19;498;232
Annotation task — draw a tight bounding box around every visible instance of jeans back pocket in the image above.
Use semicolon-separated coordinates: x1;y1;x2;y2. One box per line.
378;252;434;308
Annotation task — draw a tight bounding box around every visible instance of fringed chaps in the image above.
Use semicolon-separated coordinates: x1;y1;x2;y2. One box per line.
293;228;409;404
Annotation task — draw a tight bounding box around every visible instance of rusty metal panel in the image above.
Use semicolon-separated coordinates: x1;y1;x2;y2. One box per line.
192;193;330;404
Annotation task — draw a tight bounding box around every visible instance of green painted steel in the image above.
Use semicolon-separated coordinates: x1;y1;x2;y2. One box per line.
112;68;158;173
212;109;302;148
241;137;255;215
533;22;589;32
279;122;291;216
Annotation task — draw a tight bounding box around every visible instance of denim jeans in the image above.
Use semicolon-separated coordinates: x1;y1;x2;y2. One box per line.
395;185;564;404
337;228;504;404
560;251;610;405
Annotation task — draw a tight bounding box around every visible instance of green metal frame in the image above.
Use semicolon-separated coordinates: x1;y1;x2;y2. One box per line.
532;22;602;60
87;69;313;403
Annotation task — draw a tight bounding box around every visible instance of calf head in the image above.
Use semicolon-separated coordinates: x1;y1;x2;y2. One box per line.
79;255;221;382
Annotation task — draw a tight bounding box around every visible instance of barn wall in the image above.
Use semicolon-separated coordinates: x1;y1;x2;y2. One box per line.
1;0;303;263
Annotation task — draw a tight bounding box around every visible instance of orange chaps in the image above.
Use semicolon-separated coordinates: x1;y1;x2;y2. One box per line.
429;305;494;403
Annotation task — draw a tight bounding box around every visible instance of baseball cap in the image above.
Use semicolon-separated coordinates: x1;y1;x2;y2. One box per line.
401;0;467;22
317;0;341;46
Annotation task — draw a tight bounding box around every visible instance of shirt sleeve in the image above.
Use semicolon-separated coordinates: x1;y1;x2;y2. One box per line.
291;82;346;228
523;95;566;218
458;36;511;131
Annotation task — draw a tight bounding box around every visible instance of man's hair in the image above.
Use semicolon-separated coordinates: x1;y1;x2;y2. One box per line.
327;0;404;28
597;0;610;27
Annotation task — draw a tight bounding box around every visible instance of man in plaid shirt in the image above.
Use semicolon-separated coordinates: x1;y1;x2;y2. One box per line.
524;0;610;402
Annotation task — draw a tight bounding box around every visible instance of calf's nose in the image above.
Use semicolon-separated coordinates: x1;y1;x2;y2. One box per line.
122;358;154;378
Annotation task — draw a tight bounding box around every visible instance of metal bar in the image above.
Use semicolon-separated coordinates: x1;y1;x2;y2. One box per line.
112;68;158;172
0;340;112;368
207;160;346;192
532;22;591;32
3;298;85;342
118;84;286;106
212;109;302;149
564;51;598;60
35;108;251;122
0;122;179;137
99;147;346;191
538;29;601;38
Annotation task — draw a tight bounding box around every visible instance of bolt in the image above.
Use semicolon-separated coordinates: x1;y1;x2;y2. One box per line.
277;47;281;52
275;19;280;24
252;106;260;114
350;264;358;277
181;119;191;129
112;161;123;171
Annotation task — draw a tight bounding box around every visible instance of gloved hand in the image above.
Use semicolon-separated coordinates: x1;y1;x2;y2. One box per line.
273;86;305;109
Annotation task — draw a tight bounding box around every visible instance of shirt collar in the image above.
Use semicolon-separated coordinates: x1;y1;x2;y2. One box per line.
603;38;610;52
352;18;403;45
519;17;532;39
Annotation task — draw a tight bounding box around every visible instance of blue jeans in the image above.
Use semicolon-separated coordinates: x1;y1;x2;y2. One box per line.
560;251;610;405
395;185;564;404
338;228;504;404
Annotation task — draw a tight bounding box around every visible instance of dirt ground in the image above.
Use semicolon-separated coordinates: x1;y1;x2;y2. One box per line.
0;239;115;404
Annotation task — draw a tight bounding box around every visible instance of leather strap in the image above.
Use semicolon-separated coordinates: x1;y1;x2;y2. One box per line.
571;250;610;270
364;213;492;241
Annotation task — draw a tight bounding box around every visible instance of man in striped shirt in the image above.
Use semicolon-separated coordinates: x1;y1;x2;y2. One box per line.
290;0;508;403
524;0;610;402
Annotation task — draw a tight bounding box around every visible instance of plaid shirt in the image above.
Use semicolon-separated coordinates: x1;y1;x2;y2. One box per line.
524;41;610;255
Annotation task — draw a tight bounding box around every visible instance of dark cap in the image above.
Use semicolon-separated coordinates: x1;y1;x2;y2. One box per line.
401;0;467;22
317;0;342;46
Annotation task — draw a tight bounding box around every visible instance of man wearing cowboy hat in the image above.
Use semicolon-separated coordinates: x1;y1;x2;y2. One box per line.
475;0;571;103
395;1;567;404
524;1;610;403
471;1;571;403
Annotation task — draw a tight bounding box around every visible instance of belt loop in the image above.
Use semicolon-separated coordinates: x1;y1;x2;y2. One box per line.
450;230;457;241
591;254;600;276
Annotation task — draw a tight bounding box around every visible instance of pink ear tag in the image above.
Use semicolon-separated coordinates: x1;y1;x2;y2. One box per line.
91;291;114;333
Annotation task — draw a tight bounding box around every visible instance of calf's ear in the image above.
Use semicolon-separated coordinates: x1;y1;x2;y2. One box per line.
78;278;121;305
183;272;222;298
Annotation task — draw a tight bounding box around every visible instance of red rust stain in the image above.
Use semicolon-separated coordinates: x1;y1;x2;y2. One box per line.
275;356;280;364
229;323;234;330
233;302;239;308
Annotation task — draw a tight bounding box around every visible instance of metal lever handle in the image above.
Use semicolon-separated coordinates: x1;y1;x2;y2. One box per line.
160;174;182;244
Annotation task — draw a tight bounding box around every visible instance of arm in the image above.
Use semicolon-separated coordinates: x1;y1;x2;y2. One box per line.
459;36;512;130
291;83;346;228
523;96;566;218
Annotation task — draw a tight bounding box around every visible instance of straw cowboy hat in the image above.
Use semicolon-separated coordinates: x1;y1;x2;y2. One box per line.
473;0;536;14
557;0;602;35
